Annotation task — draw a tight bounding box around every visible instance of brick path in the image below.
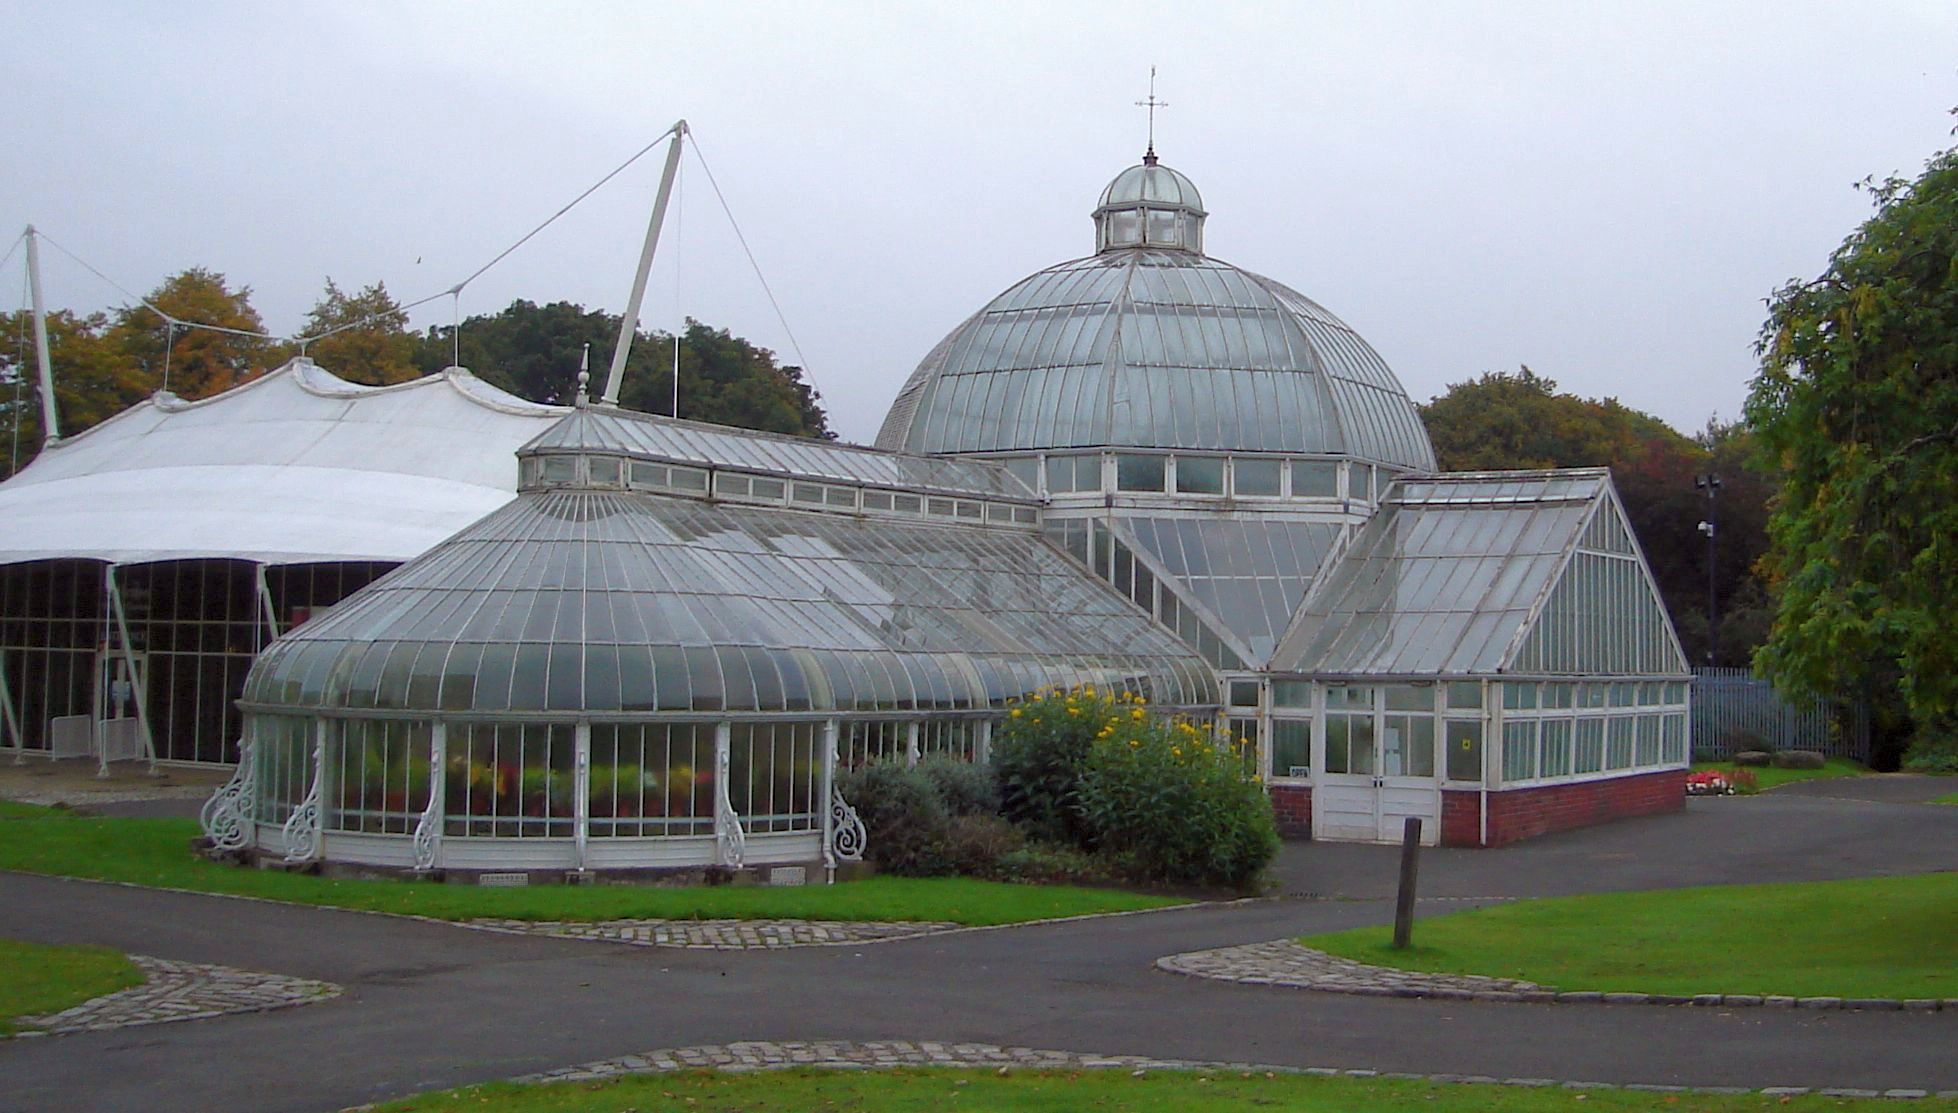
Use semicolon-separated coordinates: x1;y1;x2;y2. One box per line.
466;917;960;949
13;955;340;1037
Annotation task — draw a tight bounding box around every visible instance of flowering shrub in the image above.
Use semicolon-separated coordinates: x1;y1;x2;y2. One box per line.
1686;770;1734;796
994;686;1278;890
992;688;1106;844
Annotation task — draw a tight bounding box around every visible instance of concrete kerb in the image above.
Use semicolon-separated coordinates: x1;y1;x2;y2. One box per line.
331;1039;1958;1109
1157;938;1958;1012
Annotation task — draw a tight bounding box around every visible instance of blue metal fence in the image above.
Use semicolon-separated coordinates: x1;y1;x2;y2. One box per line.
1690;667;1869;761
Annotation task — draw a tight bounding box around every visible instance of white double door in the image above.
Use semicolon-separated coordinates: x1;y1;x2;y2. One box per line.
1313;710;1439;845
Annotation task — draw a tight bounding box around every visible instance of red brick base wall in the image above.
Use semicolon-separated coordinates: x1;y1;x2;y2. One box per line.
1268;784;1312;837
1442;768;1687;847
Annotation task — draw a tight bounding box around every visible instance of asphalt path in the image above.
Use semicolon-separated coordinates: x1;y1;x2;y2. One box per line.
2;779;1955;1112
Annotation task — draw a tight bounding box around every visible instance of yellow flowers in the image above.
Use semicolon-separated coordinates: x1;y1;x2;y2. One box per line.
1130;708;1146;721
1009;708;1022;719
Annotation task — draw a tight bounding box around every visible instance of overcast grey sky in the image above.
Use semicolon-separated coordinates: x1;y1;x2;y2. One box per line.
5;1;1954;444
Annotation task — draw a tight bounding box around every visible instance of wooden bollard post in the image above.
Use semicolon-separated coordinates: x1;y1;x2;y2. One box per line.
1392;816;1422;950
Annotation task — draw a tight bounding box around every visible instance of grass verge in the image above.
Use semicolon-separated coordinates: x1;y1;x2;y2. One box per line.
1690;758;1864;792
0;938;144;1036
365;1067;1958;1112
0;812;1184;925
1305;872;1958;1000
1932;792;1958;806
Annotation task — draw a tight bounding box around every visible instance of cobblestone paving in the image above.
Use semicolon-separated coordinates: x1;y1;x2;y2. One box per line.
467;918;961;949
1159;940;1958;1011
13;955;341;1038
1160;939;1544;999
500;1040;1958;1100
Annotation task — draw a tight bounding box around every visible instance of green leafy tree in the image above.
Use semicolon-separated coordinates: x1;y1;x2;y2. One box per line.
0;308;144;478
418;301;830;437
108;268;271;400
1746;142;1958;754
294;279;419;385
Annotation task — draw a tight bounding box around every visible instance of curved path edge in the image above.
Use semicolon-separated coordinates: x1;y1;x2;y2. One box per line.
9;954;340;1038
1157;939;1958;1012
348;1039;1956;1106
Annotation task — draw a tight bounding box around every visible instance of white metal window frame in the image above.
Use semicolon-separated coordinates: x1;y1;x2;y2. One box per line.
1490;678;1691;790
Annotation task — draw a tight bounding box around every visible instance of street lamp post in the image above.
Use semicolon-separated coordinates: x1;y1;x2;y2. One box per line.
1696;474;1721;666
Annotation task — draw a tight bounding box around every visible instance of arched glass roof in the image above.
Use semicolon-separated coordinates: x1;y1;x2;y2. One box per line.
877;249;1437;467
243;415;1217;717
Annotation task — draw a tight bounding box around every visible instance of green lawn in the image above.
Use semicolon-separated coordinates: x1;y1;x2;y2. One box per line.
0;800;67;819
0;938;144;1036
1306;872;1958;1000
1691;757;1865;792
0;811;1182;926
366;1067;1958;1112
1932;792;1958;806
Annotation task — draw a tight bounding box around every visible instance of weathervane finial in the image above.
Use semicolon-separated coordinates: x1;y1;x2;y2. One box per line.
1134;66;1167;164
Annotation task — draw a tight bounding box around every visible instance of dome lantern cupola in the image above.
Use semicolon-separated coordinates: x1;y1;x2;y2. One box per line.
1093;153;1205;253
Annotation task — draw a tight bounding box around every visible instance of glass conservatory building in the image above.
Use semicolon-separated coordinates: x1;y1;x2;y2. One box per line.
878;152;1691;847
207;406;1214;875
209;150;1689;867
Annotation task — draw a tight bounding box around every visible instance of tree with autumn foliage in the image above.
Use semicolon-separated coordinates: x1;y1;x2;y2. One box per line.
108;267;272;400
291;279;419;385
1747;141;1958;764
0;308;150;478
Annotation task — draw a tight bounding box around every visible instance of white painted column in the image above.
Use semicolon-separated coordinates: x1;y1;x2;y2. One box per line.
820;718;839;883
572;720;591;874
904;720;920;767
0;649;23;762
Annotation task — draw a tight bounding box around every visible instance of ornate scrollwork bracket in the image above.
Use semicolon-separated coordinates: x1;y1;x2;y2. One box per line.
830;786;866;863
714;742;745;869
200;739;255;851
281;774;322;864
411;791;441;871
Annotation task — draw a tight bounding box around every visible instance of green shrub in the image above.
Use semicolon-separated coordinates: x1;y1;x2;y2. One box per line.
835;761;952;876
1902;735;1958;774
1077;714;1278;890
992;839;1112;886
943;814;1024;877
918;755;1000;817
991;688;1109;843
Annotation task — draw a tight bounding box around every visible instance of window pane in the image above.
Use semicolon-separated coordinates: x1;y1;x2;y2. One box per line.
1383;684;1432;712
1175;456;1225;494
1446;681;1483;709
1228;680;1260;707
1234;458;1281;496
1272;720;1310;778
1541;719;1573;776
1292;459;1339;498
1116;455;1166;492
1502;720;1537;782
1272;680;1312;708
1446;720;1483;782
1324;716;1350;774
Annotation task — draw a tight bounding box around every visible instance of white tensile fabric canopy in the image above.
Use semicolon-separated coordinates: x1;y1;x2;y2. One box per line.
0;358;566;566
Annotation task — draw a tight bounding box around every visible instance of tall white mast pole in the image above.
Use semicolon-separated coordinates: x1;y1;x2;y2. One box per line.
601;120;688;407
23;226;59;443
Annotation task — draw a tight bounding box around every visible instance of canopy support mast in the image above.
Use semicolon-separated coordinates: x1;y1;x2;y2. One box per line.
24;226;59;443
601;121;688;407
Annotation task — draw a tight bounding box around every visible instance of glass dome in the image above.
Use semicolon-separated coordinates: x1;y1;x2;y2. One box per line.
878;233;1437;468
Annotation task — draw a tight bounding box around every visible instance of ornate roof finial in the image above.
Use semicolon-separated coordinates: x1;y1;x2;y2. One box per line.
1135;66;1167;165
575;342;591;408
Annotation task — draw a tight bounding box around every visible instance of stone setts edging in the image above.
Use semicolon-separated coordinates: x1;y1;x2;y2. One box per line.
12;955;340;1038
476;1040;1957;1102
1157;940;1958;1012
466;917;960;949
